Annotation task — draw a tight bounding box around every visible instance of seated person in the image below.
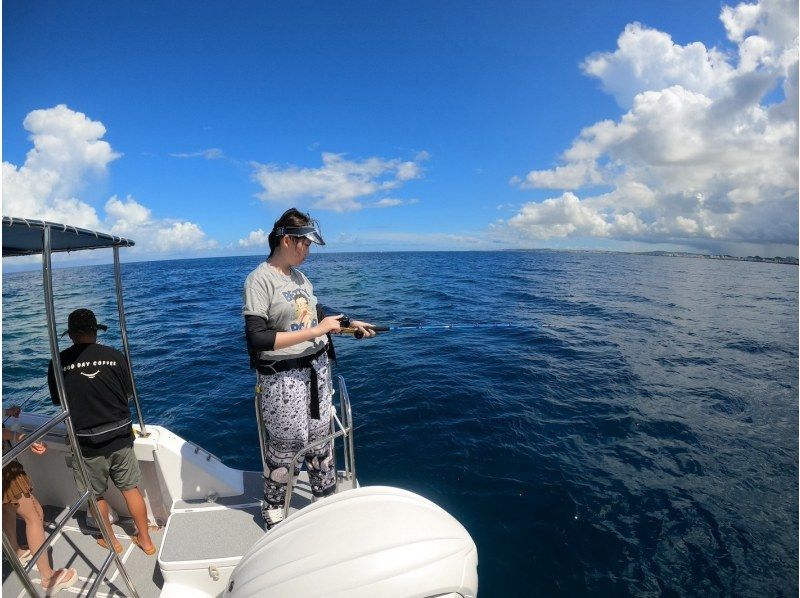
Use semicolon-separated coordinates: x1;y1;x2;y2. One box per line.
3;406;78;593
48;309;156;555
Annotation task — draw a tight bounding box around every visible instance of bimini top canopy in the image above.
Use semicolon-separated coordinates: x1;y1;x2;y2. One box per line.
2;217;135;257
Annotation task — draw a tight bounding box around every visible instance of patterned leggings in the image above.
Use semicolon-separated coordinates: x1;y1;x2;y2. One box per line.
257;352;336;508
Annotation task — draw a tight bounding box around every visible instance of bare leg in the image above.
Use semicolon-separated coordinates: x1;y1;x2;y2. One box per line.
15;494;53;581
2;503;25;556
121;488;154;551
95;497;120;549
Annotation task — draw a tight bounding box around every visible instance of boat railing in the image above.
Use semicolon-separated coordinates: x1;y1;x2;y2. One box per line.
2;221;143;598
1;413;69;466
283;374;356;519
1;384;139;598
254;374;356;520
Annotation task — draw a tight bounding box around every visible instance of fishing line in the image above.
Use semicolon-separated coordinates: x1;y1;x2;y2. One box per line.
337;318;550;338
3;381;48;425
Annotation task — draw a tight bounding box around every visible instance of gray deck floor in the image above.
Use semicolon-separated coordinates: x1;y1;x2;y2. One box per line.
2;470;355;597
2;505;164;598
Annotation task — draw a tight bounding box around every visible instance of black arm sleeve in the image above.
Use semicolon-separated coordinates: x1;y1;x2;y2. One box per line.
316;304;338;363
245;315;277;353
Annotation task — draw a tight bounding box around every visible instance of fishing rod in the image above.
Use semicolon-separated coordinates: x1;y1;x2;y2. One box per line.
2;381;48;426
336;316;543;338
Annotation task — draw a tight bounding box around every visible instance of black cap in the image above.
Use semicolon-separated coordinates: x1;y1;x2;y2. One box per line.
61;309;108;337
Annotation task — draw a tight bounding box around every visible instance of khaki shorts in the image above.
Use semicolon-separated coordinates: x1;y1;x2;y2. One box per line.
73;445;141;497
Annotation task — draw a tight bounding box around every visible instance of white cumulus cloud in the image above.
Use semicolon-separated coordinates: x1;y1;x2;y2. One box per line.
2;105;216;254
238;228;271;248
509;0;798;255
106;195;217;252
2;104;120;229
251;151;428;212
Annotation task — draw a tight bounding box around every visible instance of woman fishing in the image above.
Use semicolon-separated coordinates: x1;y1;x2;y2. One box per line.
243;208;375;529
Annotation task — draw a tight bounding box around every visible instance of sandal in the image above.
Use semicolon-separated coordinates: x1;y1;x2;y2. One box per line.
131;535;157;556
96;537;123;553
17;549;32;566
42;567;77;595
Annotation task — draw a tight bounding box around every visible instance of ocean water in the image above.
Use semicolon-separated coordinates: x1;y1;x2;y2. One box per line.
3;250;797;597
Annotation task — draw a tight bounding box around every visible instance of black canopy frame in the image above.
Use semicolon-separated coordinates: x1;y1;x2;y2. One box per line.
3;216;134;256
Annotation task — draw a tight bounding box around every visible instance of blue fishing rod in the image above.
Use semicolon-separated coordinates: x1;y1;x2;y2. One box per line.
337;317;537;338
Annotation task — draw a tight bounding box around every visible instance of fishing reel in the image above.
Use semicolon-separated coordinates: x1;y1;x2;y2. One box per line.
327;314;387;338
336;315;365;339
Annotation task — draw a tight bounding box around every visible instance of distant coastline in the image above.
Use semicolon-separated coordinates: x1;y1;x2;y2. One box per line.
508;248;799;265
632;250;798;265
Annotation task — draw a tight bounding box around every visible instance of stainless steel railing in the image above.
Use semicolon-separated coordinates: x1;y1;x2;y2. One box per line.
253;373;356;520
282;375;356;518
2;412;69;466
114;246;147;437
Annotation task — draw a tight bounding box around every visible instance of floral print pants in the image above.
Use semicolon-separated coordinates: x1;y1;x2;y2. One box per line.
256;352;336;508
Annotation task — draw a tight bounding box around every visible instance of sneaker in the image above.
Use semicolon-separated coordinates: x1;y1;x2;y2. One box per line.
261;503;284;531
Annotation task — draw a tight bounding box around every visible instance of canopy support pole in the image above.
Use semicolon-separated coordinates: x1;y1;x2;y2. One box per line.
113;246;148;436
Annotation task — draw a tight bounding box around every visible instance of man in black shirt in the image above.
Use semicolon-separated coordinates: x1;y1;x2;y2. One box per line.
48;309;156;555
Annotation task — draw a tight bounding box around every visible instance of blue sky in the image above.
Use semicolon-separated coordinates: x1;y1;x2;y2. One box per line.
3;0;798;264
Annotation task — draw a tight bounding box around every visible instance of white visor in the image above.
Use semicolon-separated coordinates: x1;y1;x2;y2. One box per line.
275;224;325;246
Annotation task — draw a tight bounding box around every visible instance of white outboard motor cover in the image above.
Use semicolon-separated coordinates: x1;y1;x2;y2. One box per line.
224;486;478;598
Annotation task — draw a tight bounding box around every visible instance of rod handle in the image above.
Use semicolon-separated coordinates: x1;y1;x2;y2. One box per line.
339;327;364;338
339;325;389;338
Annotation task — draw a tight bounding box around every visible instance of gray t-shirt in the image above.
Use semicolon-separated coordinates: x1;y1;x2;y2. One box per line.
243;261;327;361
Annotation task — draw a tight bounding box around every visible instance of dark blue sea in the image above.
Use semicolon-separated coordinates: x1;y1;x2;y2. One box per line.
3;251;798;596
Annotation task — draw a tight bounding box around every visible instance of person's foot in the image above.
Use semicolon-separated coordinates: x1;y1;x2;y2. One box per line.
131;535;157;555
261;504;284;530
41;568;77;595
96;537;123;553
16;548;32;565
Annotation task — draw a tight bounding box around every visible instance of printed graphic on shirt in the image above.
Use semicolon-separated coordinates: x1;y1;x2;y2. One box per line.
62;360;119;372
282;288;317;331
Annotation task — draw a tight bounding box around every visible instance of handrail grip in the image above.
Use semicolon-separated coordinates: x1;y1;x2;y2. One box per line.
86;552;116;598
337;375;356;483
337;379;352;477
24;490;90;574
332;410;345;432
2;412;69;467
283;426;350;519
269;375;356;520
254;386;269;467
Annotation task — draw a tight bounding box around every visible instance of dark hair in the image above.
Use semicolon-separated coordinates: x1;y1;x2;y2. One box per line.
268;208;313;257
